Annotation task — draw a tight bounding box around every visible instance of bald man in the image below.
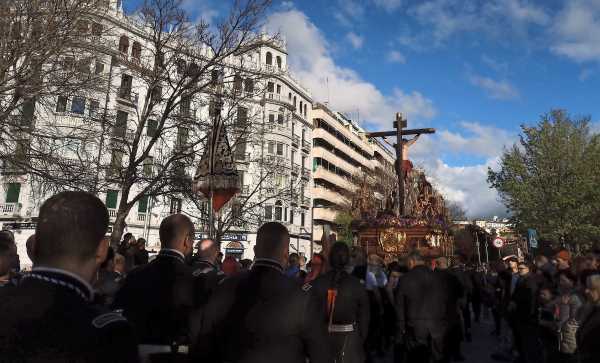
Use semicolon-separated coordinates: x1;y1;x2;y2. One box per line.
113;214;196;358
190;238;225;306
192;222;331;363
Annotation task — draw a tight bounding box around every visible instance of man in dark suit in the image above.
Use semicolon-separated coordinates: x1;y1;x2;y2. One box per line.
395;252;450;363
508;262;542;363
190;238;225;306
191;222;331;363
0;191;138;362
113;214;196;358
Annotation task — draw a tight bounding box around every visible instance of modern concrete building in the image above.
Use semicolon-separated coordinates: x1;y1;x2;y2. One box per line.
310;103;395;244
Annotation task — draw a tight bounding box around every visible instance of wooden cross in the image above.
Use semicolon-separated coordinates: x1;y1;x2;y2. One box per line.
366;113;435;217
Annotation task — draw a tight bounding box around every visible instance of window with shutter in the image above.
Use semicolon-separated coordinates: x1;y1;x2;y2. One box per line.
138;196;148;213
5;183;21;203
105;190;118;209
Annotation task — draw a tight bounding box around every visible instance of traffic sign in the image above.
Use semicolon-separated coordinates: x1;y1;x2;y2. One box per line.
492;237;505;249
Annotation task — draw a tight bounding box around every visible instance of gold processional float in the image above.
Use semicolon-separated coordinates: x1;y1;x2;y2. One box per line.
352;114;454;259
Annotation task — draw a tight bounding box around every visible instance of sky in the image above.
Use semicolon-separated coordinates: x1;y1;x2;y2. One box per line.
125;0;600;218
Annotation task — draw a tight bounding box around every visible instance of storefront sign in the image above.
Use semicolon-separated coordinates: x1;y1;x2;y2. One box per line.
221;233;247;241
2;222;37;230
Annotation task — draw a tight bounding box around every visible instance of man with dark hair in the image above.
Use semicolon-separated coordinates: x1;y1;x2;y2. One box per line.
395;251;450;363
190;238;225;306
0;191;138;362
0;241;13;288
308;242;370;363
113;214;196;360
134;237;149;266
192;222;330;363
26;234;36;267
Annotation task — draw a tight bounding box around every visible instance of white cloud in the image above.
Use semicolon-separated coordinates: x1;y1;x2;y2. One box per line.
426;159;506;218
468;74;519;100
346;32;364;49
551;0;600;63
405;0;550;47
334;0;366;27
439;122;515;158
373;0;403;12
481;54;508;74
182;0;218;24
267;10;436;128
387;50;406;64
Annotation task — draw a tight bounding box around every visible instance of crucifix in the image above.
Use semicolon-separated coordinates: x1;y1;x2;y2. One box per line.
366;113;435;217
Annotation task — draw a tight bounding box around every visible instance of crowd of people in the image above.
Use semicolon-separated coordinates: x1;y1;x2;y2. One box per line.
0;191;599;363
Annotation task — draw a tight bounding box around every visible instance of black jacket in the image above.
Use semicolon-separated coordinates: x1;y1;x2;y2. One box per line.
435;269;464;324
0;268;138;362
510;273;539;323
395;265;451;333
113;249;196;345
577;304;600;363
191;259;331;363
190;259;226;306
309;270;370;363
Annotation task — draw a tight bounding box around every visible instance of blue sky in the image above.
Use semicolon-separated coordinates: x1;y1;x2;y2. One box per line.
125;0;600;217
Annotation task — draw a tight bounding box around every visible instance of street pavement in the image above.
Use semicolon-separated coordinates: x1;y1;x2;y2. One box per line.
376;311;501;363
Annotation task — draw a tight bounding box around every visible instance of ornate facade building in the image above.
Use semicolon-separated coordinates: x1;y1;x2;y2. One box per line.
0;0;313;266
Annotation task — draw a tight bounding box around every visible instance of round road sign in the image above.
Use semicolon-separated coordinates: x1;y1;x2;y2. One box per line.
492;237;505;249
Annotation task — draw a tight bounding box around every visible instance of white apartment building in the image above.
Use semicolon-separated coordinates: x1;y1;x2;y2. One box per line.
0;0;314;267
311;103;395;244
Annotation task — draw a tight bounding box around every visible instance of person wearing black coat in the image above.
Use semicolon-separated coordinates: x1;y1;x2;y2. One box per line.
308;242;370;363
113;214;196;360
191;222;331;363
435;257;465;362
395;252;451;363
508;262;542;363
189;238;225;306
577;274;600;363
0;191;138;362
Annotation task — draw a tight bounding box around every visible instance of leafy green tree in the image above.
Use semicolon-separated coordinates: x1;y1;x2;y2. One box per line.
334;212;354;246
488;110;600;247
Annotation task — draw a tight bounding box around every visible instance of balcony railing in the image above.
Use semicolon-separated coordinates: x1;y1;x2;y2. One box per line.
302;139;311;150
117;87;139;106
239;185;251;196
291;163;300;174
292;135;300;146
137;213;147;222
266;93;281;101
0;203;21;217
107;209;117;219
301;167;310;179
235;152;252;162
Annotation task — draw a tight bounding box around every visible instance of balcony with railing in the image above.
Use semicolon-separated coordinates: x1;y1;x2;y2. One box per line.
107;208;117;220
0;203;21;217
301;196;311;207
239;185;251;196
291;163;300;175
234;152;252;163
117;87;139;107
301;167;310;180
137;213;147;222
301;139;311;153
292;134;300;147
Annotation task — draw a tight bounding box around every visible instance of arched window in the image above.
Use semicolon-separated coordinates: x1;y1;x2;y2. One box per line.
274;200;283;221
276;56;282;69
288;92;292;100
299;101;303;113
118;35;129;54
131;42;142;62
293;96;297;110
266;52;273;65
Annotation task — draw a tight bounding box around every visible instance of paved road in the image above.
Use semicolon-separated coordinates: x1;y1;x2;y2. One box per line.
375;312;502;363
